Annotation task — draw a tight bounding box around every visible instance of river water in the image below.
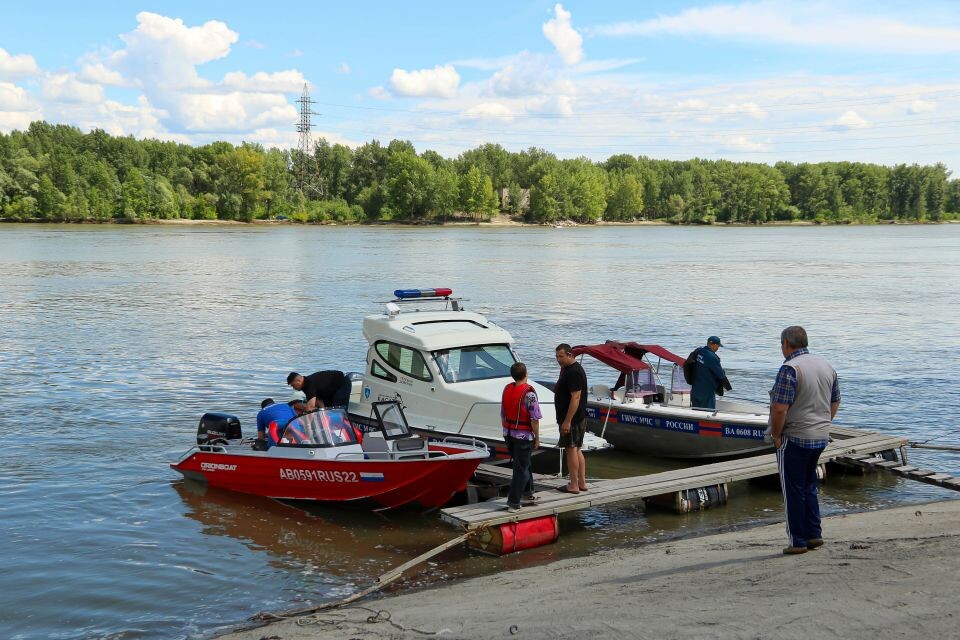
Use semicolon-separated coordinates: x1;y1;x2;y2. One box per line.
1;223;958;639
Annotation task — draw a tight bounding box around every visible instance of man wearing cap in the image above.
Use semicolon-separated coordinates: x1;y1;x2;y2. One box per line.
690;336;731;410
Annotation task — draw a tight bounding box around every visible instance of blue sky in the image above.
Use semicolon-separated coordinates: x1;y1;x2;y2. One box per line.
2;1;959;172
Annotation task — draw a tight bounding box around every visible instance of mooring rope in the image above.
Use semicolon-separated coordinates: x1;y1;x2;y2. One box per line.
251;518;501;623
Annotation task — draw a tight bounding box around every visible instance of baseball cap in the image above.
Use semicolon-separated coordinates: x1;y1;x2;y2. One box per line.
707;336;723;347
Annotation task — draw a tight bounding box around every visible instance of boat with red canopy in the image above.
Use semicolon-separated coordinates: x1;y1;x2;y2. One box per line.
573;341;772;459
171;401;488;510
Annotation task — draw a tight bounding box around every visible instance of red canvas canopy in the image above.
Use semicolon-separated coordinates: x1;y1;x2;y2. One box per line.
623;342;686;367
572;340;686;372
571;341;650;373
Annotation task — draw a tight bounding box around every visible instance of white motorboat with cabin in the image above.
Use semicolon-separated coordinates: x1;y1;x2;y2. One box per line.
347;288;609;466
574;340;773;459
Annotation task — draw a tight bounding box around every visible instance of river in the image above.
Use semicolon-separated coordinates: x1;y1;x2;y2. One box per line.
0;223;958;639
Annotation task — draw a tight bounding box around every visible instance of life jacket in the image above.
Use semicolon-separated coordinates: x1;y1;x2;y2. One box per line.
501;382;535;432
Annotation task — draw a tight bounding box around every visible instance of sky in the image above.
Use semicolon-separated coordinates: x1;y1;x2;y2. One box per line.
2;1;959;172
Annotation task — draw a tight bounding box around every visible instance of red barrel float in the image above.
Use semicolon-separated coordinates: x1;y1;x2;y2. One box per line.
469;515;559;556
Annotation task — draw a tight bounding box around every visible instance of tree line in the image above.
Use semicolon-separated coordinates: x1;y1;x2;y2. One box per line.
1;121;958;224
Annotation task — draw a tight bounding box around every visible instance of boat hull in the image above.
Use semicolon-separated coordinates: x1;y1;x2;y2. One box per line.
584;403;773;459
170;443;483;510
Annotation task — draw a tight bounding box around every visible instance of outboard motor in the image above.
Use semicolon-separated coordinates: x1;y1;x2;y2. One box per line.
197;412;242;445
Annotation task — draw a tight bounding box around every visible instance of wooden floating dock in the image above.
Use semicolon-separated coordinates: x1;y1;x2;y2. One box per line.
833;453;960;491
441;426;908;531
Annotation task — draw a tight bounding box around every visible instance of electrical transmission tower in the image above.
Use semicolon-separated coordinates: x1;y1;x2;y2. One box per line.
295;83;320;194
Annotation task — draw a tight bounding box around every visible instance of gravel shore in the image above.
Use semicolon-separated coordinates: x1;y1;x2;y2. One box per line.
216;498;960;640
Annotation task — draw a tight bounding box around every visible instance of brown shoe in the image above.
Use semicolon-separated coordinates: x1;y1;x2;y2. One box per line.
807;538;824;550
783;546;808;555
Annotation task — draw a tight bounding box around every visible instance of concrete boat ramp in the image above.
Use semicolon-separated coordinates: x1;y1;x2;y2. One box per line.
441;425;911;531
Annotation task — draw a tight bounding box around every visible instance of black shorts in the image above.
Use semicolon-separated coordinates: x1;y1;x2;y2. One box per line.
558;419;586;449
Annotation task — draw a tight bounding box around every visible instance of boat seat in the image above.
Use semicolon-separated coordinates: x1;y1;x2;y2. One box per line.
591;384;610;399
394;437;427;452
361;433;390;456
613;388;626;402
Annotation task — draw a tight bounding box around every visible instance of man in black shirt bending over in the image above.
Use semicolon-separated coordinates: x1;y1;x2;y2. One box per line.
287;370;351;411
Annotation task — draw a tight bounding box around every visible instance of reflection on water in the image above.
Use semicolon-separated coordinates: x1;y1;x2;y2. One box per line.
1;223;958;639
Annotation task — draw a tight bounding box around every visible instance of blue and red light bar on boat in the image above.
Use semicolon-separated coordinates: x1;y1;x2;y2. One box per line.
394;288;454;299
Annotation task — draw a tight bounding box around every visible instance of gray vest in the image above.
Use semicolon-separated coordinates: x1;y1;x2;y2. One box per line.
783;353;837;440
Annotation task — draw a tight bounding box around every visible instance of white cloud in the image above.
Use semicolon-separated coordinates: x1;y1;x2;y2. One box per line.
222;70;307;92
40;73;105;104
721;102;765;118
526;95;575;117
390;64;459;98
368;86;390;100
172;92;296;132
828;110;870;131
488;52;576;98
0;110;41;131
338;63;351;74
112;11;238;89
0;80;41;132
462;102;514;120
721;135;769;152
907;99;937;115
0;81;35;111
58;12;306;139
543;4;583;65
78;63;126;86
0;48;39;79
244;40;267;50
589;1;960;54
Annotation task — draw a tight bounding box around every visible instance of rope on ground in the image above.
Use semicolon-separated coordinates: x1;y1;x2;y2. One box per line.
251;531;473;622
295;605;452;636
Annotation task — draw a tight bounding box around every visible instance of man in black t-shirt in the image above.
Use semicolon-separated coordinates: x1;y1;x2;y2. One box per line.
287;370;351;410
554;343;589;494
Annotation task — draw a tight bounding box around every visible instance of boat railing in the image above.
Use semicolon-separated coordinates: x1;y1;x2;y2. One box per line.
439;435;490;452
457;400;557;433
333;448;478;461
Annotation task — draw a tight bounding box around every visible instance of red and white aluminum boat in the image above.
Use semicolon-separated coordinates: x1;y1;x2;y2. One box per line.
171;401;488;511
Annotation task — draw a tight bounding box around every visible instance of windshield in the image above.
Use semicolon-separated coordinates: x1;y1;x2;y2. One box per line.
279;409;359;447
374;402;412;439
432;344;516;383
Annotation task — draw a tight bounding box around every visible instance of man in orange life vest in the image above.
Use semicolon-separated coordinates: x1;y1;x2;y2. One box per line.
501;362;542;513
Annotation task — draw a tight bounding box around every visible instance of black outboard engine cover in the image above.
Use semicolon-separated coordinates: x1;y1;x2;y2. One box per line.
197;412;242;444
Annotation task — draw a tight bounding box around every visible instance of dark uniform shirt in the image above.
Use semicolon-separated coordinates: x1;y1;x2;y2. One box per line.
302;370;347;407
555;361;588;424
691;347;726;409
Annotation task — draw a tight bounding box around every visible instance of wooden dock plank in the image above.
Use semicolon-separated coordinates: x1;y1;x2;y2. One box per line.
444;429;908;529
875;461;903;469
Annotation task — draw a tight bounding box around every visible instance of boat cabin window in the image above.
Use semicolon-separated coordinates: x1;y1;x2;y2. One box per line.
374;341;432;382
278;409;359;447
371;360;397;383
432;344;515;383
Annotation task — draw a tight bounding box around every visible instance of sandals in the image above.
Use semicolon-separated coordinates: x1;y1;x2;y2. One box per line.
556;486;580;494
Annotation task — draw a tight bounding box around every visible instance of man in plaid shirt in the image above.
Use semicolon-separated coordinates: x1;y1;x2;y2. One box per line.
769;326;841;555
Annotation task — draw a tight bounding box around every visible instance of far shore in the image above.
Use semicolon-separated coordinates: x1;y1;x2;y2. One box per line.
215;498;960;640
2;217;957;228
